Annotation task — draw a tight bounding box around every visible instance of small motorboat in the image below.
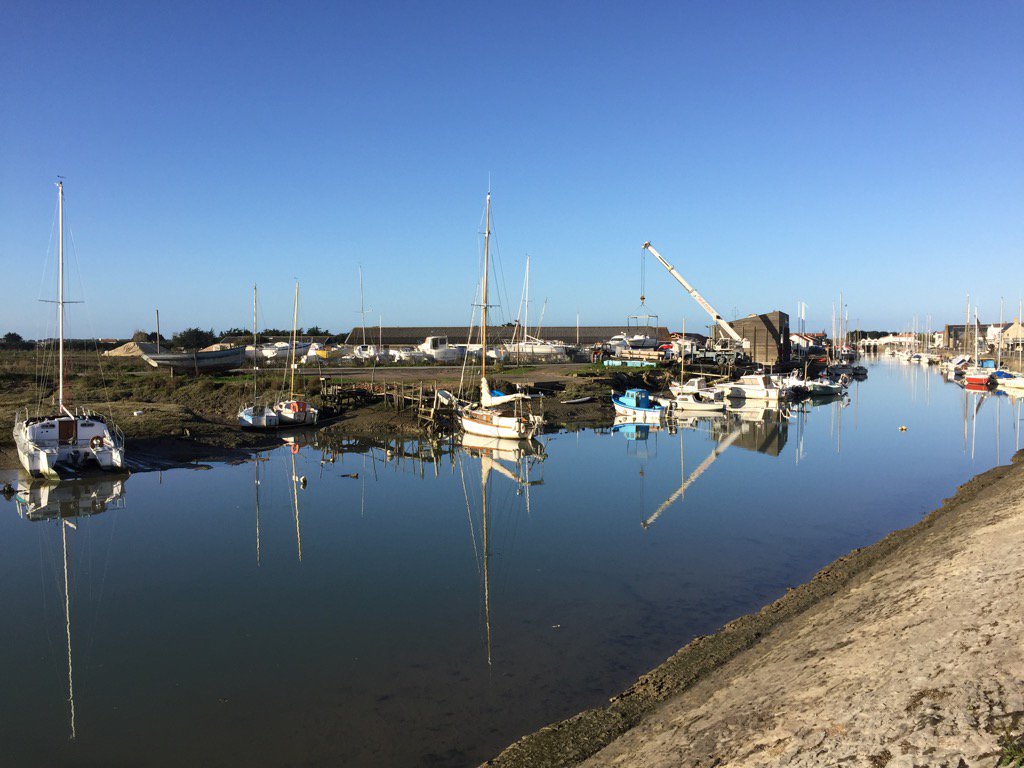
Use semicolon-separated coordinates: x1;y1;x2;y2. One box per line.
611;388;664;422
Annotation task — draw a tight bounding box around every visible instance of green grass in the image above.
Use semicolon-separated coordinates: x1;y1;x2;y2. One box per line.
998;729;1024;767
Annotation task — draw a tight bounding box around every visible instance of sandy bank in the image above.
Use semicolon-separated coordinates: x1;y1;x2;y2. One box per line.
485;451;1024;768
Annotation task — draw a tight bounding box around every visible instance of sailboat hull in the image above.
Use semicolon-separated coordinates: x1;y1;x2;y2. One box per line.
274;400;320;426
14;414;125;478
238;405;281;429
461;408;540;440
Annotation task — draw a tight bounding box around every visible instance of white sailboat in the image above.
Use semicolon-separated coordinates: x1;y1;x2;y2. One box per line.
273;281;320;425
14;181;125;477
459;192;542;440
239;284;280;428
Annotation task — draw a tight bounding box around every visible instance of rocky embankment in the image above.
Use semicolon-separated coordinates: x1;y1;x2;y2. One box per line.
486;450;1024;768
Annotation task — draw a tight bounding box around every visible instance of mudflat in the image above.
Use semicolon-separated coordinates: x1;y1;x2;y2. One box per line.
486;450;1024;767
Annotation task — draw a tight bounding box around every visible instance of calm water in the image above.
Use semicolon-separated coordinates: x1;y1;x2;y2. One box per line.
1;360;1021;767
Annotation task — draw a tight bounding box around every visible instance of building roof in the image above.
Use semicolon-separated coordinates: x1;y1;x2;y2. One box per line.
340;325;671;346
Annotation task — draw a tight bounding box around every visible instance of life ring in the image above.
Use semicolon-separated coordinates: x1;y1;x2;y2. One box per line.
290;444;299;455
290;402;299;413
90;435;105;450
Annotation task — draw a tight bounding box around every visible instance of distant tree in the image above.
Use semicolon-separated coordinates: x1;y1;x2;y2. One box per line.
3;331;25;347
171;327;217;349
304;325;330;336
131;330;167;344
260;328;288;337
219;327;249;338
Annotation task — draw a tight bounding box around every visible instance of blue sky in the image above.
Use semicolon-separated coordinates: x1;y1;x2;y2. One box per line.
2;1;1021;338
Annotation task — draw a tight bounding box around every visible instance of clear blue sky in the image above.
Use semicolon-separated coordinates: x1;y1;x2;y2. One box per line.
2;1;1021;339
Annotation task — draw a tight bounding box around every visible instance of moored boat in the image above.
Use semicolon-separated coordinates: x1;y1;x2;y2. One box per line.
459;192;542;441
239;285;281;429
13;181;125;478
612;388;665;422
715;374;784;403
273;281;320;426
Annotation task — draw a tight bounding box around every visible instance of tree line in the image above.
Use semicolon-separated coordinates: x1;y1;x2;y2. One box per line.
1;326;334;351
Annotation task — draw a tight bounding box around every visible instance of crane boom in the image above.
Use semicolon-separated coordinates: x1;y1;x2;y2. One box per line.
642;241;745;345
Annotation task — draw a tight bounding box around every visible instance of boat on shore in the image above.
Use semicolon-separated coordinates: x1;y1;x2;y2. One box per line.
273;281;320;426
142;346;246;373
239;285;280;429
14;181;126;478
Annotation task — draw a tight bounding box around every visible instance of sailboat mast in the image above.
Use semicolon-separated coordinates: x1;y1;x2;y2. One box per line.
359;266;367;345
998;297;1004;368
289;281;299;400
58;180;65;412
965;293;971;354
524;253;529;340
252;284;258;400
481;192;490;379
680;318;686;382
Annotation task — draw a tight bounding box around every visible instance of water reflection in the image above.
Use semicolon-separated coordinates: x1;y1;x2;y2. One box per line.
14;475;126;521
458;437;544;666
3;360;1023;767
10;476;128;744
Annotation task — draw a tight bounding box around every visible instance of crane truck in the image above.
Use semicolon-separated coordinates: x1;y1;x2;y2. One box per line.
641;241;750;366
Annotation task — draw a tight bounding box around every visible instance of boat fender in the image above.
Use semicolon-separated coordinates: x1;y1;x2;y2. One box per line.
90;435;105;450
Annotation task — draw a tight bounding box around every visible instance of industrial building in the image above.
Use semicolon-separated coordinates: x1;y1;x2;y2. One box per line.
713;311;791;365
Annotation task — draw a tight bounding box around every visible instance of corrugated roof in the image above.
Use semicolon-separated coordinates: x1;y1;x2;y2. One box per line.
341;326;671;346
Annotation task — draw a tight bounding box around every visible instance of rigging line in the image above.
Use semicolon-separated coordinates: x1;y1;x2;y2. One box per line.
67;221;116;414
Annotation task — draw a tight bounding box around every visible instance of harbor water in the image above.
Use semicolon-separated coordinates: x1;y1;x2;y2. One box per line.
1;360;1021;767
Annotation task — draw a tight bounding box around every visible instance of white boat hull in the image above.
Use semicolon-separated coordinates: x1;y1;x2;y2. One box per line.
611;401;664;422
274;400;320;426
14;414;124;478
461;408;541;439
239;405;280;429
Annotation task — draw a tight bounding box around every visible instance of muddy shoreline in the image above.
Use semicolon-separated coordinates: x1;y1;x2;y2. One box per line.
0;355;622;471
481;450;1024;767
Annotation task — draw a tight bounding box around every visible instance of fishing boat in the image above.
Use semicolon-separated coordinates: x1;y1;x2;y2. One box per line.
273;281;320;426
13;181;126;478
239;285;280;429
611;388;665;422
459;192;543;441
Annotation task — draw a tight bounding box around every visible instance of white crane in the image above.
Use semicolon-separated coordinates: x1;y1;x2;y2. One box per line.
641;241;749;355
